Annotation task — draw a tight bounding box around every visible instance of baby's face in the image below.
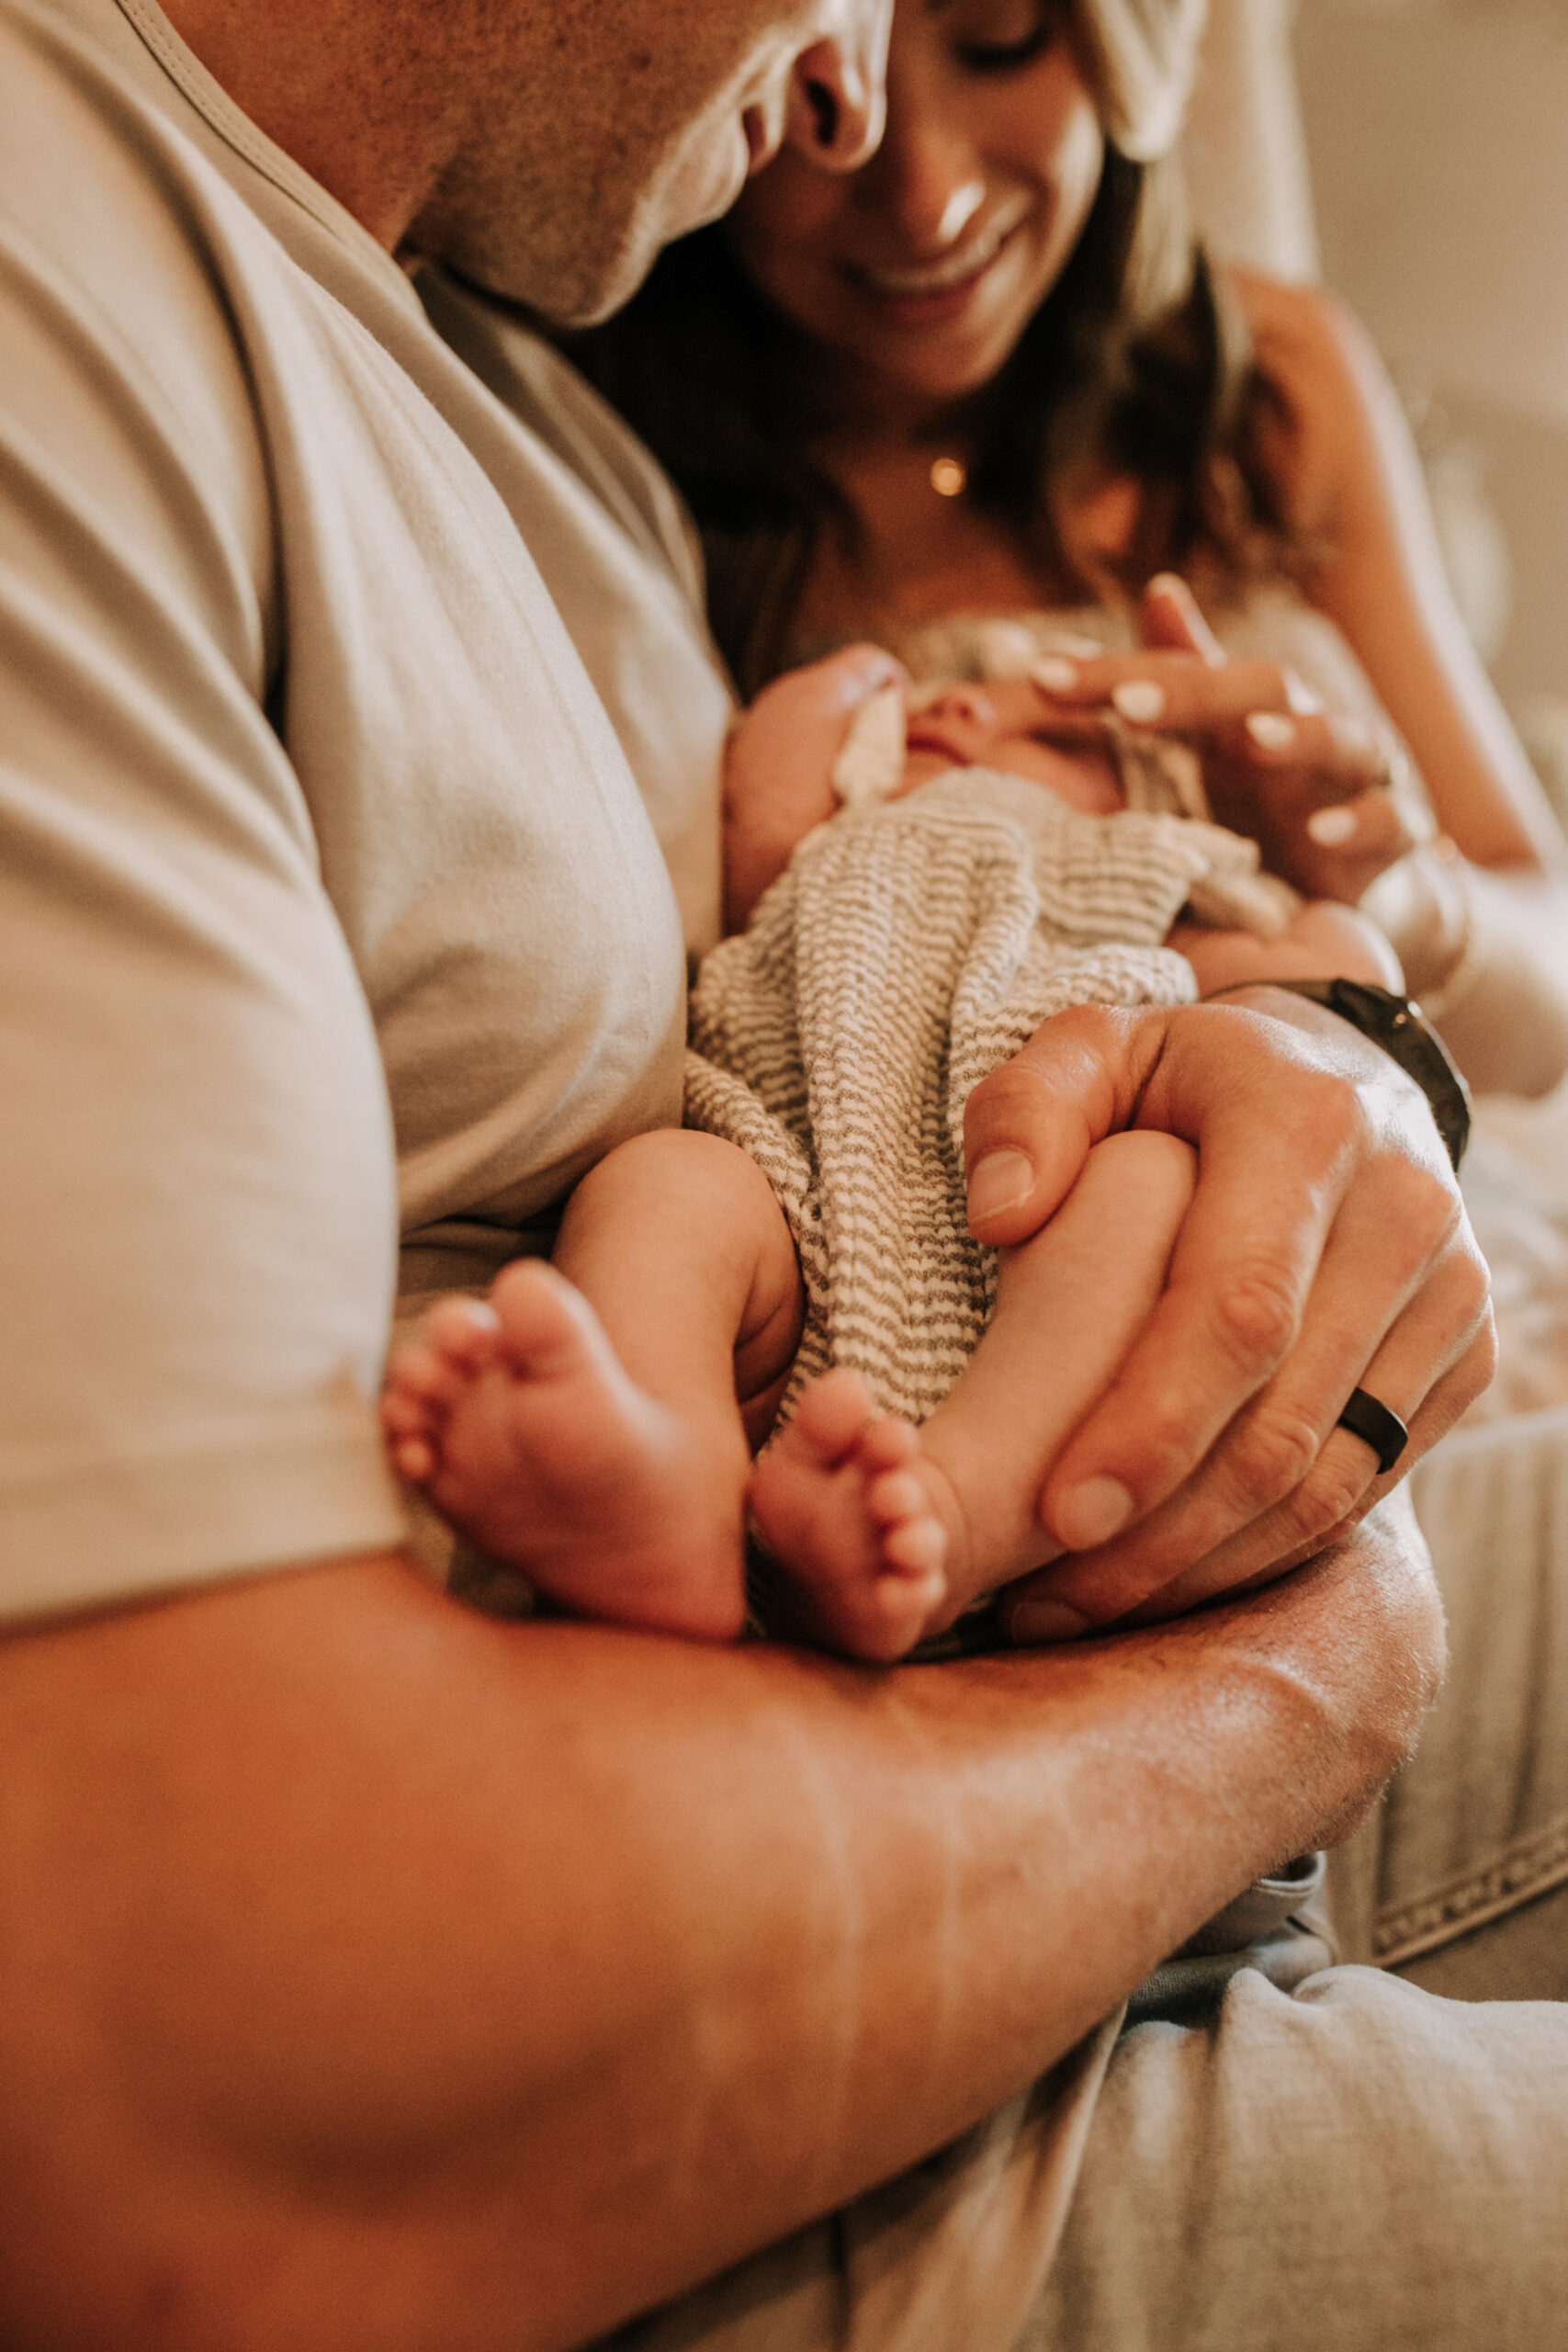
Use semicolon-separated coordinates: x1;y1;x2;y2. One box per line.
903;681;1122;815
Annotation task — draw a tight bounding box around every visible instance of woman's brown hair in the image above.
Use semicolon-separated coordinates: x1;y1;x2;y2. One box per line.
562;0;1292;695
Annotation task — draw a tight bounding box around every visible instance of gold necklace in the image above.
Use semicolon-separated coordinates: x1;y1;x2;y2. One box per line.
929;456;967;498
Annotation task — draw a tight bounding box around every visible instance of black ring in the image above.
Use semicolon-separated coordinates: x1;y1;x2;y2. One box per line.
1336;1386;1409;1476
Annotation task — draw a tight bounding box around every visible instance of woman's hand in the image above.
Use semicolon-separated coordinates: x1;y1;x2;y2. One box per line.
1032;573;1422;901
959;989;1495;1644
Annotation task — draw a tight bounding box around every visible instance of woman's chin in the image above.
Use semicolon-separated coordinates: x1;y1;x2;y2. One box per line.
839;323;1028;417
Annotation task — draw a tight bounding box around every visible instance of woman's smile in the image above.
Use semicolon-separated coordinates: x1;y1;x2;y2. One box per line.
845;187;1035;328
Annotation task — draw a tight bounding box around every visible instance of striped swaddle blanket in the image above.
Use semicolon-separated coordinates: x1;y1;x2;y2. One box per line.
685;766;1280;1429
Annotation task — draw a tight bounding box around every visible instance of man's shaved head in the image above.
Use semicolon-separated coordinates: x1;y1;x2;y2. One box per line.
164;0;892;322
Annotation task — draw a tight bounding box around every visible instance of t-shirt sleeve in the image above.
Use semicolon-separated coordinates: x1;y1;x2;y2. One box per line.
0;65;406;1622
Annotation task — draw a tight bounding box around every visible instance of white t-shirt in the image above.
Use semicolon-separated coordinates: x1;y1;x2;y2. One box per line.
0;0;718;1618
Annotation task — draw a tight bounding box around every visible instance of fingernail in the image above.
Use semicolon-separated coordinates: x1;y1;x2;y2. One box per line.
966;1148;1034;1225
1032;656;1079;695
1111;679;1166;726
1047;632;1104;659
1147;571;1188;598
1307;805;1358;846
1008;1600;1093;1645
1245;710;1296;752
1053;1476;1135;1550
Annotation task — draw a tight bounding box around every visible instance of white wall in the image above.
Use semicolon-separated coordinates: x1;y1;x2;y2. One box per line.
1292;0;1568;712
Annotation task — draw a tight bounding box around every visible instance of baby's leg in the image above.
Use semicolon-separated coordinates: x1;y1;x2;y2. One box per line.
918;1130;1197;1605
750;1131;1195;1655
382;1131;806;1639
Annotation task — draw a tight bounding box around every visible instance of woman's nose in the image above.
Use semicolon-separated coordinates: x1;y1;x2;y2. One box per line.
861;103;987;254
784;6;894;175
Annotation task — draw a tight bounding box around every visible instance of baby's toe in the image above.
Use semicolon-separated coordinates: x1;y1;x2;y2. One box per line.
384;1339;457;1409
380;1385;433;1439
389;1431;438;1484
865;1466;926;1527
882;1515;946;1578
788;1370;877;1466
424;1295;502;1371
856;1413;919;1476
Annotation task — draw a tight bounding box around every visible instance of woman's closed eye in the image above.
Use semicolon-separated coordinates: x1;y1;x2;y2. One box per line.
939;0;1063;76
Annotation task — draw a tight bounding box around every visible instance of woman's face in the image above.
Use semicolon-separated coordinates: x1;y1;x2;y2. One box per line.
728;0;1104;413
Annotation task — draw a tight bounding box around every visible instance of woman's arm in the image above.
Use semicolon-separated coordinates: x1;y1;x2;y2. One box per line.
1234;268;1568;1092
0;1510;1442;2352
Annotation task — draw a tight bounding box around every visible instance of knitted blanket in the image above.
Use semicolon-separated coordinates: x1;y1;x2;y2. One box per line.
685;767;1277;1427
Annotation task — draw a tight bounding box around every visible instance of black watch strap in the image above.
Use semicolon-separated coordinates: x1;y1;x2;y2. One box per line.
1209;978;1472;1171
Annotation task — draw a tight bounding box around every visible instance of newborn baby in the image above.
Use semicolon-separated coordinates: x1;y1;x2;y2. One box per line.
384;654;1396;1660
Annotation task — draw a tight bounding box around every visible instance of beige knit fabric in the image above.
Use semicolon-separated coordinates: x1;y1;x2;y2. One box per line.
686;768;1276;1427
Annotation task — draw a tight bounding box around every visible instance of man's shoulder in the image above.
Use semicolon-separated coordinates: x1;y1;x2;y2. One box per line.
0;1;284;537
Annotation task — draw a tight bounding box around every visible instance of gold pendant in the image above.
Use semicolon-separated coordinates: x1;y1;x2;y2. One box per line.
930;456;967;498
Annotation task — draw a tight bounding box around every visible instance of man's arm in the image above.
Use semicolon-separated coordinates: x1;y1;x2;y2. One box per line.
0;1504;1443;2352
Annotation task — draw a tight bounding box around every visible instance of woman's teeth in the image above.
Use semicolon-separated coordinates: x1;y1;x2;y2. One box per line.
858;202;1029;297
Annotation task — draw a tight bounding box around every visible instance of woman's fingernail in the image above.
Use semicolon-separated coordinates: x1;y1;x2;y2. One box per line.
1048;632;1104;659
966;1148;1034;1225
1008;1600;1093;1645
1111;679;1166;726
1307;805;1358;846
1245;710;1296;752
1032;656;1079;694
1053;1476;1135;1550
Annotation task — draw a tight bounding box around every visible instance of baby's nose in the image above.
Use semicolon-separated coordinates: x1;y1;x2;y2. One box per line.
928;685;997;729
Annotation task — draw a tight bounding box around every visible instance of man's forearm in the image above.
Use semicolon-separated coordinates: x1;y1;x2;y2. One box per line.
0;1506;1442;2352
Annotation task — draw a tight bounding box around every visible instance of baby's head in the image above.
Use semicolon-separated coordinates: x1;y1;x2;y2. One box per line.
830;668;1122;818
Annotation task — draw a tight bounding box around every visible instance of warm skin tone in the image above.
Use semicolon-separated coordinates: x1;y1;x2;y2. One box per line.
0;1521;1444;2351
0;0;1496;2342
164;0;895;319
725;0;1568;1094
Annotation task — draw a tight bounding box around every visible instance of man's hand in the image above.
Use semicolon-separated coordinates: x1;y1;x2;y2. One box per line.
962;991;1494;1643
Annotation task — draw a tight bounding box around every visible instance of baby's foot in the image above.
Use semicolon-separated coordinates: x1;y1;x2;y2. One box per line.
381;1261;746;1639
747;1371;953;1662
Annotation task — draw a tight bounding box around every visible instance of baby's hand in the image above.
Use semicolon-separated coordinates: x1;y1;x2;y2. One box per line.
723;646;908;929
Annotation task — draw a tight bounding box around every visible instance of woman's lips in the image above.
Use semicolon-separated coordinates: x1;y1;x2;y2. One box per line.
849;198;1032;320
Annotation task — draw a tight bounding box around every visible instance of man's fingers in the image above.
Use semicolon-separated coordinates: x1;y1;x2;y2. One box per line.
1032;998;1467;1545
1015;1241;1491;1635
1032;1064;1364;1548
962;1005;1167;1247
999;1290;1495;1649
966;994;1481;1637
